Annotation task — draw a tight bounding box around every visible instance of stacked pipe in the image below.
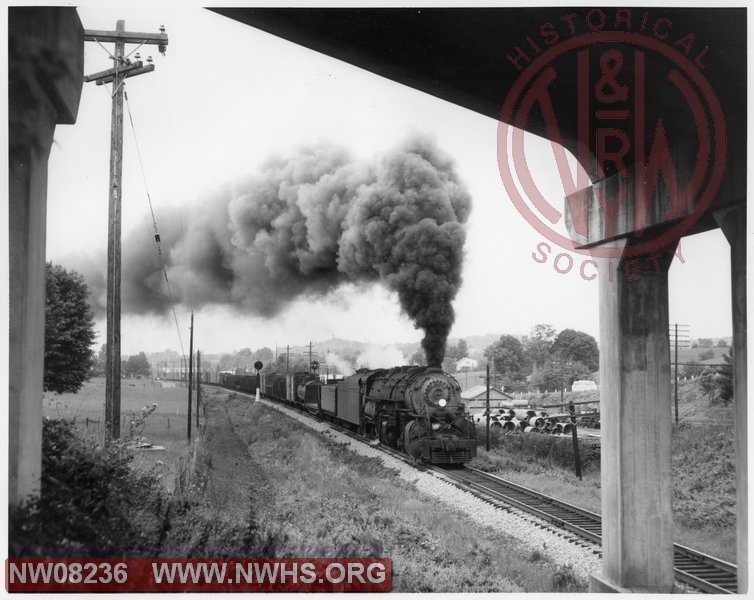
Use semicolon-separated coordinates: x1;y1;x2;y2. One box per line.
475;406;596;436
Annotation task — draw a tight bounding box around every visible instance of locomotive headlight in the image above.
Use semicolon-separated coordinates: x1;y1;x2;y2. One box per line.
438;398;447;407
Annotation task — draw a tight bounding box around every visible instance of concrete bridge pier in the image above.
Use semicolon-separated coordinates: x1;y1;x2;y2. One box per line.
589;242;677;593
714;206;747;593
8;7;83;504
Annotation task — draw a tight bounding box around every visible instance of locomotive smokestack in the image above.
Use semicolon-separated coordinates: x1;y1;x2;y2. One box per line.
79;136;470;361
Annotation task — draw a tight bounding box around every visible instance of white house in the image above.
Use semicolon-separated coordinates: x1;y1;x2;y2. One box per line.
572;379;598;392
456;357;478;371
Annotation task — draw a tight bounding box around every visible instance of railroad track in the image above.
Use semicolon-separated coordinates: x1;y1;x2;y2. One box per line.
210;384;738;593
434;465;738;594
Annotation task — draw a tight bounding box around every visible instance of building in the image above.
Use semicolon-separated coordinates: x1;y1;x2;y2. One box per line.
455;357;478;371
571;380;598;392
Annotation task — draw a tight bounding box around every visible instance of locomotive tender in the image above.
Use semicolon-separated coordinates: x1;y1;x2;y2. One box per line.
262;366;477;464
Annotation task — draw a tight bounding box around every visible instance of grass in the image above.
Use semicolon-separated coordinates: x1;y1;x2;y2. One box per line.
470;378;737;563
198;388;587;593
43;377;193;490
35;374;736;582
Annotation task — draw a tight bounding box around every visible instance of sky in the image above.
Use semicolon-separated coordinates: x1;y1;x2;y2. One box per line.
43;4;735;357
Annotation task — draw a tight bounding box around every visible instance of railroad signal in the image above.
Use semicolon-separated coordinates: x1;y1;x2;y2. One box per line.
254;361;263;371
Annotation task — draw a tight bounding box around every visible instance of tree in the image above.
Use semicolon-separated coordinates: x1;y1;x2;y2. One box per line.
530;360;592;392
698;338;713;348
484;335;527;381
44;263;97;393
550;329;600;372
446;339;469;361
716;339;729;348
88;344;107;378
682;360;704;378
699;352;733;404
523;324;556;372
409;348;426;366
124;352;151;378
698;349;715;361
218;353;237;371
253;347;274;364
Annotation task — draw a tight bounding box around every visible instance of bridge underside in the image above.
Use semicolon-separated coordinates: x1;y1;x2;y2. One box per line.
215;7;747;593
8;7;746;594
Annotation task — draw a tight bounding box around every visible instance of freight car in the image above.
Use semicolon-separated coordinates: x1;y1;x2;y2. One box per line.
263;366;476;465
219;372;263;395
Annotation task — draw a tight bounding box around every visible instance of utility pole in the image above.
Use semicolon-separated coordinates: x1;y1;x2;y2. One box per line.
669;324;690;425
309;341;313;370
560;353;565;413
569;399;582;480
196;350;201;428
187;312;194;442
674;323;679;425
286;345;290;373
485;362;491;452
84;22;167;442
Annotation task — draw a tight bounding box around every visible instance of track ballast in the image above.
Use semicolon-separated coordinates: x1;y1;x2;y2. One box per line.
212;383;738;594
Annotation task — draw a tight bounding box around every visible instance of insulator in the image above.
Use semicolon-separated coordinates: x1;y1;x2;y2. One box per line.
154;234;161;243
147;56;153;64
135;52;141;61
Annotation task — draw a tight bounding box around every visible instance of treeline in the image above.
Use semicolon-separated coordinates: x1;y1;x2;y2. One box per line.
483;324;599;393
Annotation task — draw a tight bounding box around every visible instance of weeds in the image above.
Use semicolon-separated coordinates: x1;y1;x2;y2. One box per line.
9;417;284;559
225;397;589;593
550;564;581;592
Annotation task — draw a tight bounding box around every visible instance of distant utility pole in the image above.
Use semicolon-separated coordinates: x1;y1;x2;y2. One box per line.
569;399;582;480
669;324;690;425
196;350;201;428
485;362;491;452
84;21;168;441
187;311;194;442
286;345;290;373
556;353;573;412
309;341;313;370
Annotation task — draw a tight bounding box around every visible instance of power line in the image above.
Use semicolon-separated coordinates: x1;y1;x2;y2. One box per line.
124;89;186;362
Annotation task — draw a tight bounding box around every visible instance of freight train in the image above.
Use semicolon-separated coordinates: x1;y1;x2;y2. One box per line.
221;366;477;464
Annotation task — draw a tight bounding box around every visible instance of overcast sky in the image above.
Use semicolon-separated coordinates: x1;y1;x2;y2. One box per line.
44;4;733;357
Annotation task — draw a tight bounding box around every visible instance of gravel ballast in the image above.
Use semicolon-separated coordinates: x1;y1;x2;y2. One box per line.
258;397;602;582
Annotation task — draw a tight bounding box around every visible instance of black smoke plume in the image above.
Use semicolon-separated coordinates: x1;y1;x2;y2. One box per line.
84;136;471;366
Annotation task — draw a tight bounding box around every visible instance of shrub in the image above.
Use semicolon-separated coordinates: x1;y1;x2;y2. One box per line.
9;418;164;557
698;353;733;405
550;564;581;592
698;349;715;361
9;418;283;559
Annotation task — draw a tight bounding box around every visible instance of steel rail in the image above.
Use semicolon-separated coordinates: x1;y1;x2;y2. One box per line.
434;465;737;594
210;383;737;594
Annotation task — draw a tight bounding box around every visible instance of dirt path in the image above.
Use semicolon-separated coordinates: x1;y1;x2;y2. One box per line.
199;389;275;521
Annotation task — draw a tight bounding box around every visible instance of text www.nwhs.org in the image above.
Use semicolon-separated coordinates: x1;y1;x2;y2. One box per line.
153;560;388;585
6;558;391;592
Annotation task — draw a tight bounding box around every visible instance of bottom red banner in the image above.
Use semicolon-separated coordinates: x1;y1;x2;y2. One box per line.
6;558;391;592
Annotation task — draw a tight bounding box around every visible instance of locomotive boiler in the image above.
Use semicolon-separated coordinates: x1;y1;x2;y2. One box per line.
263;365;476;464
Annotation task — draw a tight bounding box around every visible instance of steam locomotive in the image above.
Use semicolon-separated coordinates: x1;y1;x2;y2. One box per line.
222;366;477;464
